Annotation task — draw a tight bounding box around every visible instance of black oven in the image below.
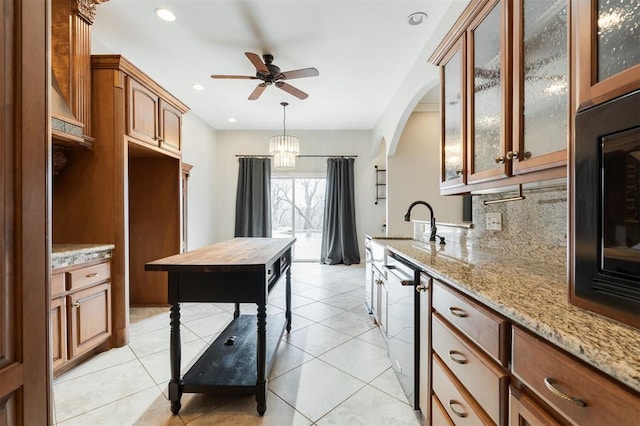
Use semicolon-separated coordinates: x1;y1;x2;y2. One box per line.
573;90;640;328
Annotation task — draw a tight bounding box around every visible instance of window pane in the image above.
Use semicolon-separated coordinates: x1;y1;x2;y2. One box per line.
294;179;326;260
271;177;326;261
271;179;293;238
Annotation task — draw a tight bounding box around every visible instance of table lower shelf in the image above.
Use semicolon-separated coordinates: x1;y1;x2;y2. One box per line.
181;313;286;394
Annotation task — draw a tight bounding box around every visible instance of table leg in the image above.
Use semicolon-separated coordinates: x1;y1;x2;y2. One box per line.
286;266;292;332
234;302;240;319
256;303;267;415
169;303;182;414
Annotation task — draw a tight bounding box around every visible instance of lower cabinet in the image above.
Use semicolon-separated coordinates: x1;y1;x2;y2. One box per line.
418;272;432;424
51;259;112;375
431;280;509;426
511;326;640;426
371;265;388;339
432;394;455;426
50;296;67;371
509;387;561;426
68;282;111;359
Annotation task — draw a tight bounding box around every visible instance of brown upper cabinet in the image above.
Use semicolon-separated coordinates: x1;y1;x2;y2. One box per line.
128;78;184;153
575;0;640;110
467;0;510;186
440;36;467;191
431;0;569;194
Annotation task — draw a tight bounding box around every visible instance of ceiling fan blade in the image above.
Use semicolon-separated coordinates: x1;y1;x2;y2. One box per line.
245;52;269;74
211;74;257;79
248;83;267;100
277;67;319;80
276;81;308;100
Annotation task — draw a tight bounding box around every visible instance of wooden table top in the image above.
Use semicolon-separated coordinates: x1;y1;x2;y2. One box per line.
145;237;296;273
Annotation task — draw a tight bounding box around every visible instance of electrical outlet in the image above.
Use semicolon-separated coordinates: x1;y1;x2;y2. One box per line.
486;212;502;231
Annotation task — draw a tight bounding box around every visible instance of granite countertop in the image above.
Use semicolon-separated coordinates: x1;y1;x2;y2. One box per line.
52;244;115;269
379;238;640;393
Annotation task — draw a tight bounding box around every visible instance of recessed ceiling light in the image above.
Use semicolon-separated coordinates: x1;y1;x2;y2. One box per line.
192;83;204;91
407;12;428;26
155;8;176;22
228;118;237;123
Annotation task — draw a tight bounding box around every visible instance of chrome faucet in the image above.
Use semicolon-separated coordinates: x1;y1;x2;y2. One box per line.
404;200;439;243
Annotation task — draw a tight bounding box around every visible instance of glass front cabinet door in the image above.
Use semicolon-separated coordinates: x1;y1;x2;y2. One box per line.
467;0;510;184
512;0;569;175
440;37;466;191
577;0;640;109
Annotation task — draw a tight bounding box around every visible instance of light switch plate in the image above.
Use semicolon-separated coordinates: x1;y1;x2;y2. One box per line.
486;212;502;231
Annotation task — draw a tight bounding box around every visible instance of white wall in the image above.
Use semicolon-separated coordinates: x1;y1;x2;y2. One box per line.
373;0;470;156
181;114;217;249
387;109;463;234
214;129;385;257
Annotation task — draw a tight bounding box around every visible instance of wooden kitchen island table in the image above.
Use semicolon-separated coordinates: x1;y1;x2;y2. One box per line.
145;237;296;416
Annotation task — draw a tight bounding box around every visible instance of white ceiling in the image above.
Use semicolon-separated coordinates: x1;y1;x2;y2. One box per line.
91;0;457;131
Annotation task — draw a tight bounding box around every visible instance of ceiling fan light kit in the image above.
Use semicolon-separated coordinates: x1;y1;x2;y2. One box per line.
269;102;299;169
211;52;319;100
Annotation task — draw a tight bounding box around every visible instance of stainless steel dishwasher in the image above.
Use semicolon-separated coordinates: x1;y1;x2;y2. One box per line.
384;251;421;409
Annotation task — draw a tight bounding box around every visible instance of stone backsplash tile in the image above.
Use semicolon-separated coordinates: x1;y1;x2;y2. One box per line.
414;185;567;268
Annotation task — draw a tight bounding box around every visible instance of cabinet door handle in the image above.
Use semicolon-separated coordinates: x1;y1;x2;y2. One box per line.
506;150;519;160
415;283;429;292
449;306;468;318
495;156;506;164
86;272;98;278
71;302;80;308
544;377;587;407
448;350;468;364
448;400;468;418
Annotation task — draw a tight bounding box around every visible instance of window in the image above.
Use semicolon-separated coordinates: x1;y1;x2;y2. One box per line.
271;176;326;261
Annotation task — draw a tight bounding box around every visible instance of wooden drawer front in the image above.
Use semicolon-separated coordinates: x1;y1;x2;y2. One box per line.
432;354;494;425
509;387;561;426
51;297;67;370
68;283;111;358
512;326;640;426
432;394;455;426
51;272;66;297
432;313;508;425
432;281;508;365
67;261;110;291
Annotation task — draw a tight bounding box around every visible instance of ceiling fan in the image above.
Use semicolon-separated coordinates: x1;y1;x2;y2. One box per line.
211;52;319;100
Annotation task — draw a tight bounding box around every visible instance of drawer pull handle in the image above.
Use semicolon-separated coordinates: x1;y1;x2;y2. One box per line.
71;302;80;308
449;306;468;318
544;377;587;407
448;350;468;364
415;283;429;292
86;272;98;278
448;400;468;418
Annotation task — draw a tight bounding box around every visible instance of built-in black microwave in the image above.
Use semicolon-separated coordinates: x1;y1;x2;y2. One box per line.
572;90;640;329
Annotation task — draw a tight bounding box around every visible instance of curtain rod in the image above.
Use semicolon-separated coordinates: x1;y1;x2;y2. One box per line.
235;154;358;158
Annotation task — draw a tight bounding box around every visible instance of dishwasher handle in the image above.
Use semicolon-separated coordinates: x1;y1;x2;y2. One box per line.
384;265;416;286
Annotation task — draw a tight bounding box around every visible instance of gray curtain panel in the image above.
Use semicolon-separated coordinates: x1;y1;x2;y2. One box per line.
234;157;272;237
320;157;361;265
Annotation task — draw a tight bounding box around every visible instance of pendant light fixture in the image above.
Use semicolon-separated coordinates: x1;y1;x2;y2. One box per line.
269;102;299;169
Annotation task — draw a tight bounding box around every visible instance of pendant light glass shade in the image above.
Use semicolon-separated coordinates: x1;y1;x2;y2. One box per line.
269;102;299;169
272;150;297;169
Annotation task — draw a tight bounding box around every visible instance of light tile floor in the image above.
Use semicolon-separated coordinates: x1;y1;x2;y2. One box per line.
53;263;422;425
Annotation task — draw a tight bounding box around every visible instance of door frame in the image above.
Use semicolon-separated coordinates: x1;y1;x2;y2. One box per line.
0;0;51;423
